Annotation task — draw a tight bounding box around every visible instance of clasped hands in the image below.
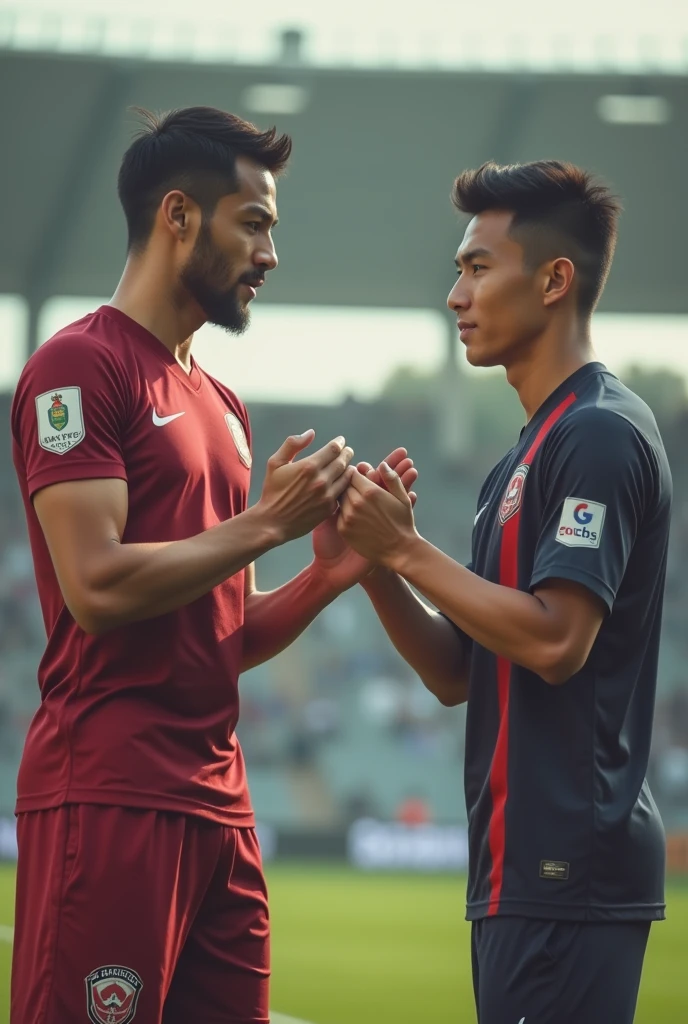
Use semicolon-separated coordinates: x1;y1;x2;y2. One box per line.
336;447;419;571
257;430;419;591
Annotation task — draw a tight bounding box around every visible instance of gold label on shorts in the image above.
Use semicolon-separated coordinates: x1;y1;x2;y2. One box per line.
540;859;570;880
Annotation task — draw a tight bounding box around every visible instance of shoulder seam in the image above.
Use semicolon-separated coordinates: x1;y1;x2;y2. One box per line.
556;402;662;462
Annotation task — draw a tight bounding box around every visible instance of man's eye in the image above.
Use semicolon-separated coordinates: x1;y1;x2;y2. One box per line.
246;222;260;233
456;265;486;277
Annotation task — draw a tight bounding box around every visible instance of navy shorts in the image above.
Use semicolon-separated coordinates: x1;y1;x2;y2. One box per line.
471;916;651;1024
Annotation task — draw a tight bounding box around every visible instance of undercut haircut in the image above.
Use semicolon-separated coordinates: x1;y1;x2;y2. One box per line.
451;160;622;316
118;106;292;252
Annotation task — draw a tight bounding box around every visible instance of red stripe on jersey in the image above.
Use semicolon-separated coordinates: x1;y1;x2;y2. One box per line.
486;390;577;916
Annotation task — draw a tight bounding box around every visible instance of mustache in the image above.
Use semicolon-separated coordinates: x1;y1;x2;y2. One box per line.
238;272;266;287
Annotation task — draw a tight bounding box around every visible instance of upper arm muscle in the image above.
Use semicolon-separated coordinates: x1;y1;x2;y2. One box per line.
533;579;606;682
33;477;129;624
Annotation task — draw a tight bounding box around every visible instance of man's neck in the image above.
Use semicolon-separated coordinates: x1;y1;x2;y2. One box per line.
506;322;595;422
109;256;201;372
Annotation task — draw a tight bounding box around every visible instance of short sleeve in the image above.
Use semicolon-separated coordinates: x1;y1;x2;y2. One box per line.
11;333;130;499
529;410;656;612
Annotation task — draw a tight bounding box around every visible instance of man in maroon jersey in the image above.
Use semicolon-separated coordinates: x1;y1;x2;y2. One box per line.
10;106;417;1024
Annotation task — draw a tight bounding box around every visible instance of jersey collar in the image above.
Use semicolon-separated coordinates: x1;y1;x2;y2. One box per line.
519;361;610;445
98;305;203;393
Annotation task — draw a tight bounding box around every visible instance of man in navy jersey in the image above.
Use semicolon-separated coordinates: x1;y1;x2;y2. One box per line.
338;161;670;1024
10;106;417;1024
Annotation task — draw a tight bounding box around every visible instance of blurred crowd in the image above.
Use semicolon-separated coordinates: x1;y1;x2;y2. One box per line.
1;377;688;829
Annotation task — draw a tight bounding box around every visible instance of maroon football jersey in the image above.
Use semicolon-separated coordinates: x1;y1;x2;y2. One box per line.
11;305;255;824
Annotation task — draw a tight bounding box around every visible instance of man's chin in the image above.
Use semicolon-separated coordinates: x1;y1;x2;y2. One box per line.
464;343;500;369
208;308;250;336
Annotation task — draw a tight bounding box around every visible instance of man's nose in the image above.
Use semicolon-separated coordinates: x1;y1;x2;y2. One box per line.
447;279;469;312
256;240;278;271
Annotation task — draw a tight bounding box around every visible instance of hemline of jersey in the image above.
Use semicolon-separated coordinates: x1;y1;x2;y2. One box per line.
466;898;666;923
529;564;615;613
26;460;128;501
15;788;255;827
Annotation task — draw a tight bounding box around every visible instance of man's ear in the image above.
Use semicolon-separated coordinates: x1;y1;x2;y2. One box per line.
159;190;197;242
542;257;575;308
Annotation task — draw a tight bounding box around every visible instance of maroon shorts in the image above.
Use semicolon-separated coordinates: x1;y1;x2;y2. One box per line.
11;805;270;1024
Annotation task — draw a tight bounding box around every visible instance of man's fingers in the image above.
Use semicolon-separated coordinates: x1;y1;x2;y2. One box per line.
323;446;355;487
338;487;354;522
307;435;349;470
268;429;315;468
379;461;410;502
384;448;408;470
355;453;414;493
372;460;417;496
347;468;377;495
409;491;418;507
329;464;356;499
393;458;414;479
399;467;419;492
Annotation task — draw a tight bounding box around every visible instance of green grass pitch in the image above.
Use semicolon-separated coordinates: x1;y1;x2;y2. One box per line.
1;863;687;1023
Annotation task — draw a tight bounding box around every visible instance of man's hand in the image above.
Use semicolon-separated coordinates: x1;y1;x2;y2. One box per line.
255;431;354;544
337;460;418;567
310;448;418;592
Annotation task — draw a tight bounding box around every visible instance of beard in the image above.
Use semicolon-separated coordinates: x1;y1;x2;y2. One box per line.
179;220;253;335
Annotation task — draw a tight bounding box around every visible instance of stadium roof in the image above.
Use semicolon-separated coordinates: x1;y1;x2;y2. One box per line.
3;46;687;352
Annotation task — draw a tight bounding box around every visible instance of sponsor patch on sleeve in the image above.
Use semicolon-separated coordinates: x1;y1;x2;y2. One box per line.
35;387;85;454
555;497;606;549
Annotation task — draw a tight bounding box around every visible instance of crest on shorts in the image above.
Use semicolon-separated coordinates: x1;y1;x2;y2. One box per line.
498;463;529;525
224;411;252;468
85;965;143;1024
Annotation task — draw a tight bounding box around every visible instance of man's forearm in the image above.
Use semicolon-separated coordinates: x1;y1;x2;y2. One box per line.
360;568;469;706
390;536;567;679
80;505;280;633
241;564;341;671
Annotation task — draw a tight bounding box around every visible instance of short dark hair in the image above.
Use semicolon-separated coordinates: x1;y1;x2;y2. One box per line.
118;106;292;252
451;160;622;316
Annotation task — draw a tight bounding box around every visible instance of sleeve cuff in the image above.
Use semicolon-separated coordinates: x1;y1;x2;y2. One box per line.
529;566;615;613
28;461;128;500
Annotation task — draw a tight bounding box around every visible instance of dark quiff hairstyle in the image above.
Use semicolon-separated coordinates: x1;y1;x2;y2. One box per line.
451;160;622;316
118;106;292;252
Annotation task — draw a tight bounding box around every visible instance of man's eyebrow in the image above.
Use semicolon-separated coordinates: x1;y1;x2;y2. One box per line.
241;203;279;226
454;247;493;267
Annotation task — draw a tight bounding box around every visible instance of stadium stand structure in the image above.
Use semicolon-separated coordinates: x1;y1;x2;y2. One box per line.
0;47;686;366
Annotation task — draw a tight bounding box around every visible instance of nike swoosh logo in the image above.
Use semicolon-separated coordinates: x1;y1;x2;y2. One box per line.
152;410;185;427
474;503;489;526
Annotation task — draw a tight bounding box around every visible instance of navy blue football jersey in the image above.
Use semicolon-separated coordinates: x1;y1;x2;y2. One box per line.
463;363;671;922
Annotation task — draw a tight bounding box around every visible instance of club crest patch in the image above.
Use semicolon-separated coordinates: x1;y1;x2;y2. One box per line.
35;386;85;454
85;965;143;1024
225;411;252;468
499;464;529;525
